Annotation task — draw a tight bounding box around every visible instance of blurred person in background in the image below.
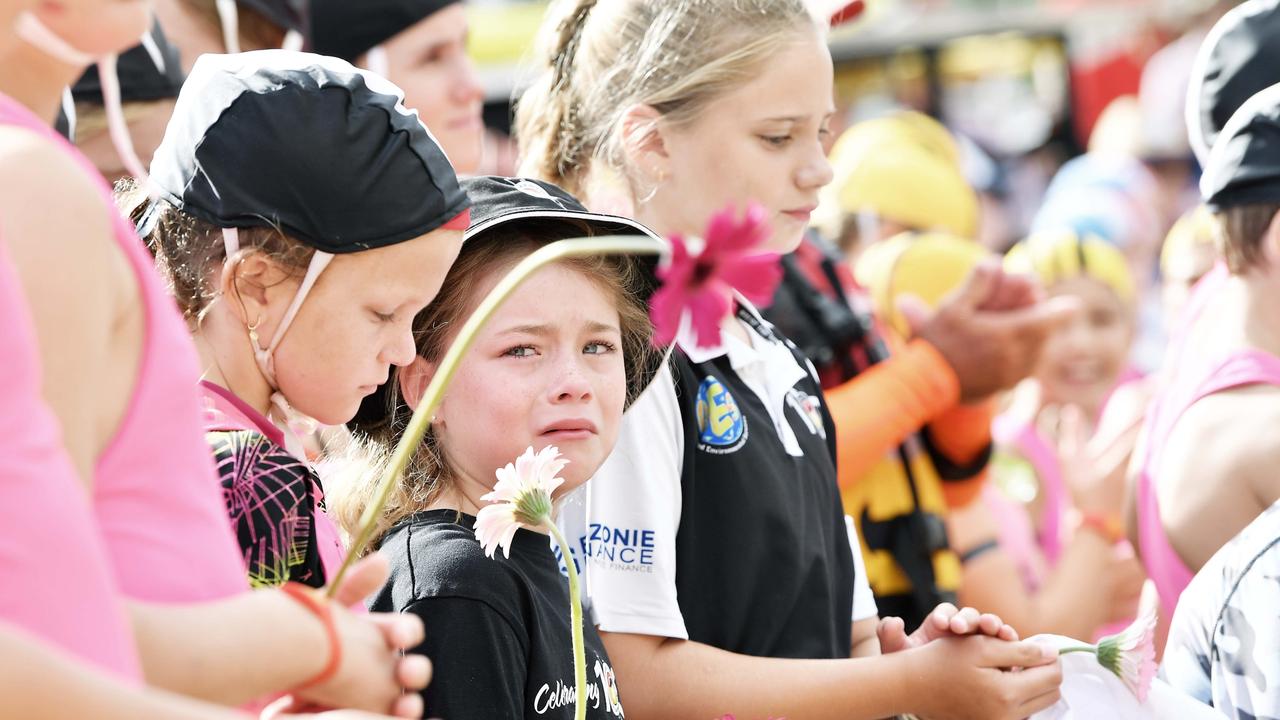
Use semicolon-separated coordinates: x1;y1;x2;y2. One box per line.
153;0;305;71
1126;0;1280;650
67;21;183;184
765;111;1072;631
310;0;485;174
947;231;1147;641
1159;206;1219;333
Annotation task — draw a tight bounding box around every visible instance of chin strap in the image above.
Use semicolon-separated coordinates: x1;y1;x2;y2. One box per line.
224;228;331;460
18;13;158;196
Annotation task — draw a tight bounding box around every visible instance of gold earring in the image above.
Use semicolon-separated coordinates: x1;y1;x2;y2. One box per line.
247;315;263;346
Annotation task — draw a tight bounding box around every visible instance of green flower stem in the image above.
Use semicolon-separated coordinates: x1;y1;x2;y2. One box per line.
327;236;665;594
547;521;588;720
1058;646;1100;656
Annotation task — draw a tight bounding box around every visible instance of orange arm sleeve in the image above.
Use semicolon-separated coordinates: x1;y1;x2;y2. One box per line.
826;339;959;490
926;400;996;509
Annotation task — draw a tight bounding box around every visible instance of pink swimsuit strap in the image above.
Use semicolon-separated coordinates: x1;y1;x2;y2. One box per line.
993;415;1067;564
1138;349;1280;616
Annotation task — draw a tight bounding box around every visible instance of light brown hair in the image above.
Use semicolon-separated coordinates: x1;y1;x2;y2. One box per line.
118;179;314;326
1215;203;1280;273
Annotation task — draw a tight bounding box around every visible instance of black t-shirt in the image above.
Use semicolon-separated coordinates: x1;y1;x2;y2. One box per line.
369;510;626;720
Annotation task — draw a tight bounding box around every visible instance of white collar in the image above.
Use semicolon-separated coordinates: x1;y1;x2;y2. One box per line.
677;296;772;366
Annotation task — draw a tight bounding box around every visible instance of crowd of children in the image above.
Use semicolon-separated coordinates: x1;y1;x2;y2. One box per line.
2;0;1280;718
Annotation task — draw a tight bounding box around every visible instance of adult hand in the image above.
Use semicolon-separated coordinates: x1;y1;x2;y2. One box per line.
288;555;430;717
878;603;1018;654
908;635;1063;720
900;261;1080;403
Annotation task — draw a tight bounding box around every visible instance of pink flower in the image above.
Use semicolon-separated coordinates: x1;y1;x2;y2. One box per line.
649;203;782;349
1094;606;1158;702
1061;605;1158;703
473;446;567;559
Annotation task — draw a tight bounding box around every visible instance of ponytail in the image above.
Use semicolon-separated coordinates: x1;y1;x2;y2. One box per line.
515;0;599;196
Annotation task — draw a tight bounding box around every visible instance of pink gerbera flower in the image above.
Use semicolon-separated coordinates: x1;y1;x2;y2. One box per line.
649;203;782;349
1094;606;1159;702
474;446;567;559
1059;604;1158;703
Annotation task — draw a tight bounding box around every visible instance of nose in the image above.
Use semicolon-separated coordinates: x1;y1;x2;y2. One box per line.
797;138;834;192
382;326;418;368
1058;314;1094;354
450;54;485;105
548;355;593;404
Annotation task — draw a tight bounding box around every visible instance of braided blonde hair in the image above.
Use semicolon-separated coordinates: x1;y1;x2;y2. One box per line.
515;0;820;201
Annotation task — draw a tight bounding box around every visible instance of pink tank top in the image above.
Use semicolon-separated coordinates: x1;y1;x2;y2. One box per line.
0;93;247;604
991;416;1068;568
1137;265;1280;617
0;241;141;681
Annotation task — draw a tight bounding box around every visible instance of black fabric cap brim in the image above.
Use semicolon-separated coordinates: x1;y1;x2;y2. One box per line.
1202;83;1280;209
72;22;184;104
310;0;459;62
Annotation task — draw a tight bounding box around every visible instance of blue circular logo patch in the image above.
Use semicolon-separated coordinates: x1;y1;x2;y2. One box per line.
696;375;745;448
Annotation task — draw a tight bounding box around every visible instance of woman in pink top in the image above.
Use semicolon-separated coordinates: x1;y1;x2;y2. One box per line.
0;1;429;714
126;49;467;590
948;231;1146;641
1136;85;1280;622
0;239;141;682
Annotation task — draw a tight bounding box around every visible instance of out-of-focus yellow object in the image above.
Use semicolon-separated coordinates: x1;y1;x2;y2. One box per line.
815;112;978;240
855;231;991;338
1005;229;1136;302
466;1;549;66
1160;205;1219;282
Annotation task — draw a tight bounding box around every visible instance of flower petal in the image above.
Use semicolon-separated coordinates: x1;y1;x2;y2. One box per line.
687;288;732;348
718;252;784;306
648;285;688;346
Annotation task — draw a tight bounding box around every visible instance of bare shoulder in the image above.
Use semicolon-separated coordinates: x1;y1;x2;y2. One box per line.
1164;384;1280;486
0;127;123;306
0;126;116;255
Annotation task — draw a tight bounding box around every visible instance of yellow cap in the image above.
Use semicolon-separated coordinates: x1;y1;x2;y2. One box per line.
854;231;992;339
816;113;979;240
1160;206;1219;281
1005;230;1135;302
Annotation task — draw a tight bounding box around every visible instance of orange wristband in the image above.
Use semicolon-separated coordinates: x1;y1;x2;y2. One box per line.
280;582;342;691
1076;512;1124;544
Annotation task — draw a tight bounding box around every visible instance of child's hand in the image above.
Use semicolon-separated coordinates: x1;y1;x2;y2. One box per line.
292;554;431;717
907;635;1062;720
878;603;1018;654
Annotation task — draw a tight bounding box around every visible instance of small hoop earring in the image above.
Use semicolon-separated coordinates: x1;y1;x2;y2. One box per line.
247;315;263;346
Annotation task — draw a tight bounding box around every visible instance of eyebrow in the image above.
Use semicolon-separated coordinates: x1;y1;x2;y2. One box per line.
759;109;838;123
498;321;621;336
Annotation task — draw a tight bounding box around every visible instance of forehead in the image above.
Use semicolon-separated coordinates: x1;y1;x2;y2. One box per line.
488;263;622;324
1048;275;1128;311
700;30;834;121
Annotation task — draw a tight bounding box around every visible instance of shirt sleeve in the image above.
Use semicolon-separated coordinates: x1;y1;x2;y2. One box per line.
403;596;527;720
825;339;960;489
581;365;688;639
846;515;878;621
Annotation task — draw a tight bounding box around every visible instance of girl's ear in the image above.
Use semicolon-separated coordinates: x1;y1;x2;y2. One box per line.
399;355;438;415
619;103;671;187
220;251;286;324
